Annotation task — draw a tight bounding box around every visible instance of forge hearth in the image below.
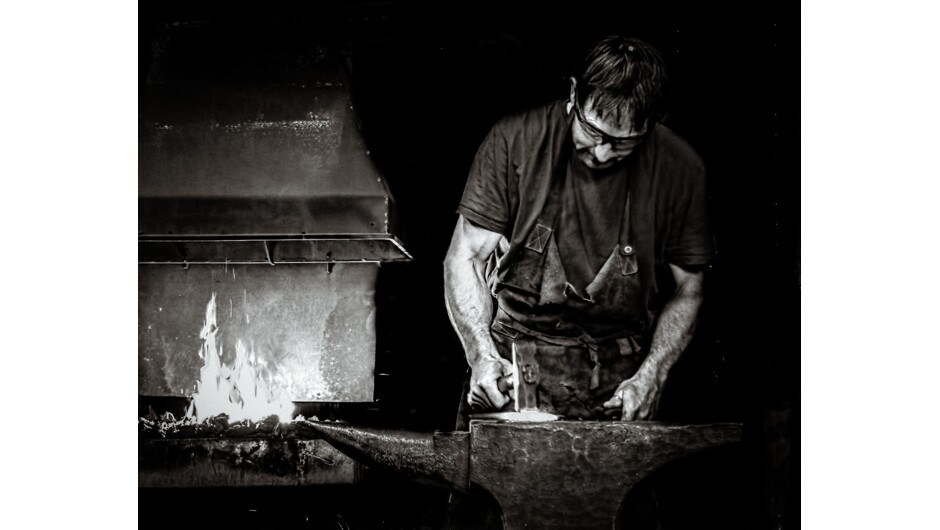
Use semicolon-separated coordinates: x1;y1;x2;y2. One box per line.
138;417;362;488
139;23;410;488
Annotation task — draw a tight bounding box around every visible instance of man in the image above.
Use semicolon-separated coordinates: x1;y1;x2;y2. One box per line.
444;35;713;426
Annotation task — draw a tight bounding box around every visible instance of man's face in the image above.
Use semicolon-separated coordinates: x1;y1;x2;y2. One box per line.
570;91;648;170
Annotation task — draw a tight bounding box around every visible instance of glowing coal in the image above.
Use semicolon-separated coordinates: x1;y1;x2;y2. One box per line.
186;293;297;422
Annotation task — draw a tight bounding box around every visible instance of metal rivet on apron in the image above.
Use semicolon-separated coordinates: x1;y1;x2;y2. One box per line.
621;245;634;255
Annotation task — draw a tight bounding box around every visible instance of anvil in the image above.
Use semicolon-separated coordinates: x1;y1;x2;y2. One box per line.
298;419;742;529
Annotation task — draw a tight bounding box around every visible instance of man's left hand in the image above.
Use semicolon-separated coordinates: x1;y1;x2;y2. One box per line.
602;368;664;421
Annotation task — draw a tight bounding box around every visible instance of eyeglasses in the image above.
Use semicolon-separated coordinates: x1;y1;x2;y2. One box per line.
573;96;648;149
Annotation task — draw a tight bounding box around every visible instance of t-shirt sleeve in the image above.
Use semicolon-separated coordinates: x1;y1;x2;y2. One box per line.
665;165;715;267
456;122;512;235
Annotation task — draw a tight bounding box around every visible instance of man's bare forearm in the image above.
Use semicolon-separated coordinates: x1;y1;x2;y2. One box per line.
638;269;705;384
443;217;504;367
444;255;501;367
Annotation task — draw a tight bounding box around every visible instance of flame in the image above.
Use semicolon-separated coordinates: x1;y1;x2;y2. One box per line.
186;293;296;423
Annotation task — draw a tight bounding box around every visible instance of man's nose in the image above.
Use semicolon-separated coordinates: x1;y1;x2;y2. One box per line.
593;143;615;163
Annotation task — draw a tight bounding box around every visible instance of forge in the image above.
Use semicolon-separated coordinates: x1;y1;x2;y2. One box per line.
138;22;406;489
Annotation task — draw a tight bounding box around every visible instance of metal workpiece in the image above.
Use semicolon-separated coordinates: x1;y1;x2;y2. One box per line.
296;421;472;493
301;419;743;530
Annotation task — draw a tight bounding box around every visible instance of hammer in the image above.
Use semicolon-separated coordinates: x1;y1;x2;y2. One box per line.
491;341;559;421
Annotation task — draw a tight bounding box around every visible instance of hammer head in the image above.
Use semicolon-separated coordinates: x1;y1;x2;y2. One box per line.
484;341;560;422
512;341;539;412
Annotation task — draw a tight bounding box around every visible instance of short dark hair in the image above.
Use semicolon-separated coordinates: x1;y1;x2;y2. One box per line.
575;36;670;131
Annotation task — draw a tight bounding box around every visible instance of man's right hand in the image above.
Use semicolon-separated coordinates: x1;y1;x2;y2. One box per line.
468;356;513;410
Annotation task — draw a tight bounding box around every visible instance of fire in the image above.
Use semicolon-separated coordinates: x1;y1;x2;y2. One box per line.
186;293;297;423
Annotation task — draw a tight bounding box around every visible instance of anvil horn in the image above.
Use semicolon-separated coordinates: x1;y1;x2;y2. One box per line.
297;421;471;493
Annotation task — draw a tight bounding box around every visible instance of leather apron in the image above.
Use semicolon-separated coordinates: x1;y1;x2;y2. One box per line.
458;138;652;425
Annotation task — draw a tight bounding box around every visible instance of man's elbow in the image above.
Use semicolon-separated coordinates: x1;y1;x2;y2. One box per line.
443;245;474;287
443;239;467;269
682;285;705;307
673;268;706;302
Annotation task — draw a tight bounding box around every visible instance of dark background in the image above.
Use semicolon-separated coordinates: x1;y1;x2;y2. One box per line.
140;2;797;528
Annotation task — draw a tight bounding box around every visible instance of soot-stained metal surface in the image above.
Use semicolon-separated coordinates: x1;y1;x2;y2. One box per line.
138;236;410;264
470;421;742;529
139;25;412;405
139;438;359;488
138;263;379;402
137;85;399;238
139;23;402;240
300;419;743;530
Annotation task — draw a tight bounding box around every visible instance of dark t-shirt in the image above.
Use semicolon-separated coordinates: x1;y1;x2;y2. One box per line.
556;142;630;289
457;100;713;333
